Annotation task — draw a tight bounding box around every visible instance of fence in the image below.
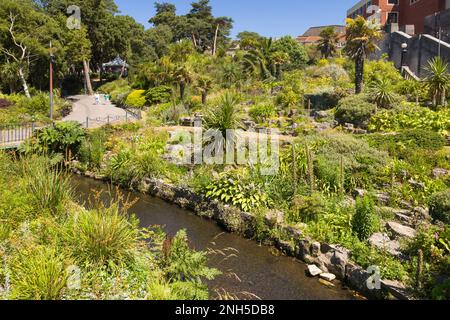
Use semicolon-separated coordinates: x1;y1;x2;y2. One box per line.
0;123;38;147
80;109;142;129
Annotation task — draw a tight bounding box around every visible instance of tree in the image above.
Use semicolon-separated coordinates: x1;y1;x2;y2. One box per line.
0;0;59;97
173;63;193;101
237;31;263;50
272;36;308;71
318;26;339;59
345;16;381;94
64;27;93;95
425;56;449;108
243;38;289;81
195;75;213;105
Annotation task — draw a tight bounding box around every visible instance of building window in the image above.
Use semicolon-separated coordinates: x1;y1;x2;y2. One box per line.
387;12;399;24
388;0;399;4
410;0;420;4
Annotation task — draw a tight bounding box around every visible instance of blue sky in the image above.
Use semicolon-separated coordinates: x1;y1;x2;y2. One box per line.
115;0;356;38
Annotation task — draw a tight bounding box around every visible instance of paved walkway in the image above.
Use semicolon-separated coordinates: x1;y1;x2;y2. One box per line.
63;95;127;128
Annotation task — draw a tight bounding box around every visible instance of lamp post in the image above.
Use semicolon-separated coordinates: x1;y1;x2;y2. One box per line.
49;41;55;121
400;42;408;68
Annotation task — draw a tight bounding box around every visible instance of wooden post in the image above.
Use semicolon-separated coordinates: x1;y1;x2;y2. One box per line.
86;117;89;129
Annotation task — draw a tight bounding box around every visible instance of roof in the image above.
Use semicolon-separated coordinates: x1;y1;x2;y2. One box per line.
297;36;323;44
301;25;346;37
102;56;129;68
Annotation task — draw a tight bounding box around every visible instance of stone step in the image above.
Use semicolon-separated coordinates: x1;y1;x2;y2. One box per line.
386;221;417;239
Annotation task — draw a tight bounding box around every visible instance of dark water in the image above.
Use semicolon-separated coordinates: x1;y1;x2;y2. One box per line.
72;176;358;300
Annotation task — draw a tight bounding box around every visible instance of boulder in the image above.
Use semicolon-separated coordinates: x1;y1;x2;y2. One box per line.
376;192;390;205
264;210;285;227
381;279;411;300
320;273;336;282
408;178;425;190
310;242;321;257
369;233;401;257
386;221;417;239
395;212;414;226
432;168;450;178
413;207;430;220
307;264;323;277
353;189;367;199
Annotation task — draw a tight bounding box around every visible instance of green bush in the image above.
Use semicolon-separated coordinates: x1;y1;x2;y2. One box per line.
335;94;377;128
305;87;344;110
368;106;450;135
22;121;86;157
299;131;389;190
145;86;172;105
65;205;140;267
429;191;450;224
10;246;67;300
352;195;379;241
125;90;147;108
203;174;273;212
21;157;73;215
249;104;276;122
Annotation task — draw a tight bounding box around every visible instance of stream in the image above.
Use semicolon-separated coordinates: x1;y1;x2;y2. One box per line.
72;175;359;300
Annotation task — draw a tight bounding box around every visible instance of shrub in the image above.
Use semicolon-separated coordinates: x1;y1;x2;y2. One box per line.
299;131;389;189
366;129;447;156
312;64;349;82
429;191;450;224
0;98;13;109
335;94;377;128
145;86;172;105
249;104;276;122
23;121;86;157
292;192;327;223
275;89;301;110
65;205;140;267
162;103;187;124
125;90;147;108
203;174;273;212
368;107;450;135
305;86;346;110
352;195;379;241
21;157;73;215
9;247;67;300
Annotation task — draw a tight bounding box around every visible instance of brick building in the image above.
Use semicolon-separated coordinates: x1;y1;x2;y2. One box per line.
347;0;450;35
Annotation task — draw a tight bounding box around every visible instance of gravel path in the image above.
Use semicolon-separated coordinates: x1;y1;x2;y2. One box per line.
63;94;127;128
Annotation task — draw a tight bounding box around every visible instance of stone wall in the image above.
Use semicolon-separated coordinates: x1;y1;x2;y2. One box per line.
387;31;450;77
73;167;410;300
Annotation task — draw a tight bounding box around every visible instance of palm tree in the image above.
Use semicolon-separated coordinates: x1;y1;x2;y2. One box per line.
195;75;213;105
243;38;287;81
318;26;339;58
369;76;395;110
345;16;382;94
425;56;449;108
172;63;193;101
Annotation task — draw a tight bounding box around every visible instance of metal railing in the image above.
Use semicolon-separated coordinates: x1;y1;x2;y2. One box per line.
81;109;141;129
0;123;38;146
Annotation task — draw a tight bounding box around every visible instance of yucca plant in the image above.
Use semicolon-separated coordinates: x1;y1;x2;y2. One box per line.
369;76;395;110
204;91;242;135
425;57;449;108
